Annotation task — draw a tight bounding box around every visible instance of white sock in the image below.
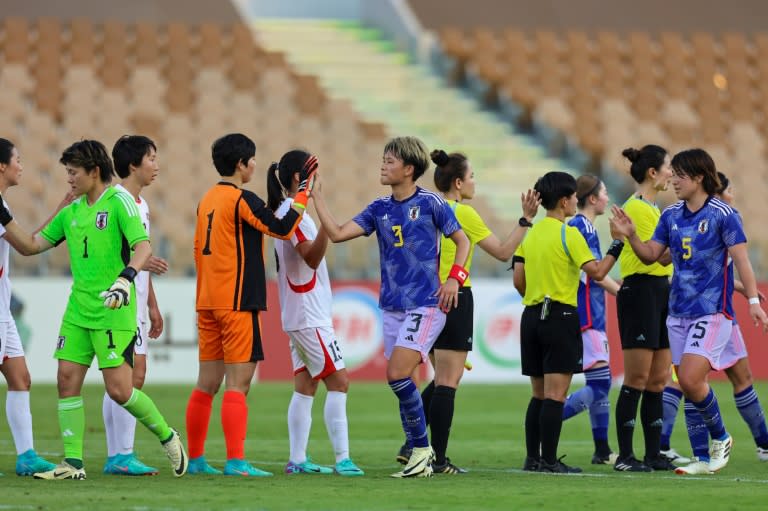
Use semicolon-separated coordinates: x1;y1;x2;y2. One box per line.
6;390;33;455
324;391;349;462
103;392;117;457
112;397;137;456
288;392;314;464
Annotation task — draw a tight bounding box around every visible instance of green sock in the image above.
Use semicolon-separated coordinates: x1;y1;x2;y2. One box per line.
121;389;173;441
58;397;85;463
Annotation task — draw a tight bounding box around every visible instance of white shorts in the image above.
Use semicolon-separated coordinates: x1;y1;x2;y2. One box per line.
719;321;749;370
0;319;24;364
288;326;345;379
582;328;609;370
134;320;149;356
382;306;446;364
667;313;732;370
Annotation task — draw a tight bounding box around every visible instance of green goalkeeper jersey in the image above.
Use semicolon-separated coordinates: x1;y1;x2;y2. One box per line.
40;186;149;330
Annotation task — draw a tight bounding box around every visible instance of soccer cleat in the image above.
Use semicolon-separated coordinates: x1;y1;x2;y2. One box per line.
187;456;223;475
522;456;540;471
33;461;87;480
432;458;468;474
103;453;158;476
708;435;733;472
591;452;619;465
390;446;434;478
223;459;273;477
537;456;582;474
660;447;691;464
643;455;677;471
334;458;365;476
396;443;412;465
161;428;188;477
757;447;768;462
614;456;652;472
285;456;334;475
15;449;57;476
675;458;713;475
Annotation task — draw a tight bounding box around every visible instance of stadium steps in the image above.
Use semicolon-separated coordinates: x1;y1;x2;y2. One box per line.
250;19;564;228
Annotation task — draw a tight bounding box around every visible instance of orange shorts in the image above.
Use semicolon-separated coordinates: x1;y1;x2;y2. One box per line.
197;309;264;363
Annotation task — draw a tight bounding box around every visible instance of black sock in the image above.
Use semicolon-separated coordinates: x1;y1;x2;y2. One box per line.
594;439;611;456
525;397;543;459
421;380;436;427
615;385;642;459
540;399;565;465
641;390;663;459
429;385;456;464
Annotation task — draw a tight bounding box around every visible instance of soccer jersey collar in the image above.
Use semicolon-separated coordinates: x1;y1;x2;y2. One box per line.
390;186;420;204
682;195;712;218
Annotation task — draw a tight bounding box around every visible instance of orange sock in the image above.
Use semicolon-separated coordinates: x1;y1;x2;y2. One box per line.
185;389;213;459
221;390;248;460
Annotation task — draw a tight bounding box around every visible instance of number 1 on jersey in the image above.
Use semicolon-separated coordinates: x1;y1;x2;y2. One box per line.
82;236;88;258
202;211;214;255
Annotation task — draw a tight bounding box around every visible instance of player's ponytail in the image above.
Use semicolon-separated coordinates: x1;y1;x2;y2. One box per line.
266;162;285;211
266;150;312;211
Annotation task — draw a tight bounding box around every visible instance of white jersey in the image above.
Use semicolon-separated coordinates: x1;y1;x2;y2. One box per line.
0;197;12;321
114;184;150;322
274;198;333;331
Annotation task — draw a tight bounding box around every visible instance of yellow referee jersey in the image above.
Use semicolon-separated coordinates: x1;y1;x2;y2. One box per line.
515;216;595;307
438;200;492;287
618;195;673;279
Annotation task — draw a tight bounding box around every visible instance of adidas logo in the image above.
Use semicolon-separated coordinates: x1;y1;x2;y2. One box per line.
405;335;414;342
107;351;119;360
623;419;636;427
636;334;646;342
651;418;664;427
62;429;75;437
691;341;700;347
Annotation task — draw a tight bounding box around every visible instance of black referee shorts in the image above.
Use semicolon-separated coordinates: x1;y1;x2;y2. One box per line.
433;287;474;352
616;274;670;350
520;301;582;376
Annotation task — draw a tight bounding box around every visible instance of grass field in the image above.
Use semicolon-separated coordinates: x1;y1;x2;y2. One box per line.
1;381;767;510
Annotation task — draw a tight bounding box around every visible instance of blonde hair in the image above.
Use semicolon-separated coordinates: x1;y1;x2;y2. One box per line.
383;136;430;181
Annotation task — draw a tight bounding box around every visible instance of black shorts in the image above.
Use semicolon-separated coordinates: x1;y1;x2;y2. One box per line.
617;274;670;350
433;288;474;352
520;301;582;377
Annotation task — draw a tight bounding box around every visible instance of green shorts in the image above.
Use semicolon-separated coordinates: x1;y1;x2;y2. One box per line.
55;321;136;369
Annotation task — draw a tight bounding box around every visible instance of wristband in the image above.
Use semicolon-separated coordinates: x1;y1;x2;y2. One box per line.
749;297;761;305
118;266;138;283
293;191;308;209
448;264;469;286
606;239;624;259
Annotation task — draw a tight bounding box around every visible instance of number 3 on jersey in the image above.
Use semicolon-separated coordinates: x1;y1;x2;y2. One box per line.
392;225;403;247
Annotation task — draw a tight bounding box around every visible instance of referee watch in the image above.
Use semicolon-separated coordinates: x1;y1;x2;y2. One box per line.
518;217;533;228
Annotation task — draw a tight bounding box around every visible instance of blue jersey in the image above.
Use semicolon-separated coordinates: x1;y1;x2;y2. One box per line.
652;197;747;318
354;187;461;311
569;214;606;331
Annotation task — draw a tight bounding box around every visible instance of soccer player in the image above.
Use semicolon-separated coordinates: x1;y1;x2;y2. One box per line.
0;138;56;476
562;175;621;465
611;148;768;474
512;171;623;473
100;135;166;476
313;136;470;478
660;171;768;474
0;139;187;480
612;145;675;472
403;148;538;474
185;134;311;477
266;149;364;477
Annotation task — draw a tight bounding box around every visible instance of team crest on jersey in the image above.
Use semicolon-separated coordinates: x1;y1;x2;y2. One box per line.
408;206;420;221
698;219;709;234
95;211;108;230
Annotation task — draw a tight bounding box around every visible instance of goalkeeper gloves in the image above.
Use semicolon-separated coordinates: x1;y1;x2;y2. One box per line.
294;154;318;209
100;267;137;309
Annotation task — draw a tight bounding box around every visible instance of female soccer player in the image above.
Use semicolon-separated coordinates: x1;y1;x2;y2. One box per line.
313;136;470;478
611;149;768;473
562;175;621;465
408;148;538;474
513;171;623;473
0;139;187;479
266;149;364;477
612;145;675;472
0;139;56;476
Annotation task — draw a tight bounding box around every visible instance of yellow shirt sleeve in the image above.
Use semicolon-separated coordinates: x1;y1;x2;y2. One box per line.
565;225;595;268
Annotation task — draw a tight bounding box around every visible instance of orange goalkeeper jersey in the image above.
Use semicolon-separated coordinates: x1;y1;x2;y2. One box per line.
195;182;301;311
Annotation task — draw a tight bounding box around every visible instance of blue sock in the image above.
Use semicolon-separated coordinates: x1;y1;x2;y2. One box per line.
389;378;428;448
564;366;610;420
661;386;684;449
586;366;612;443
734;385;768;448
684;400;710;461
692;388;728;441
399;403;413;448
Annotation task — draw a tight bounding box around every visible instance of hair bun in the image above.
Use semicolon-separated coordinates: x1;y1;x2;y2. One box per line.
622;147;640;162
430;149;450;167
